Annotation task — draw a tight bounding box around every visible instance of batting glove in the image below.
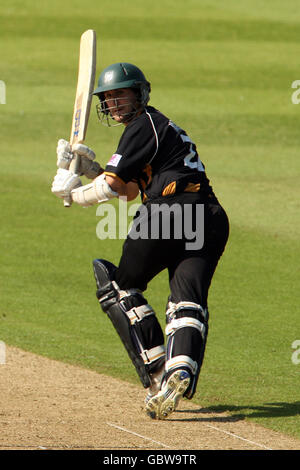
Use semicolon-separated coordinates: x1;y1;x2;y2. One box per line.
51;168;82;199
57;140;102;178
72;143;104;178
56;139;74;169
72;143;96;161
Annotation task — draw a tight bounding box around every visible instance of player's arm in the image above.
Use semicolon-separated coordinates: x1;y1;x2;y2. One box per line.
69;173;139;206
52;144;139;206
51;169;117;207
105;174;139;201
51;171;138;206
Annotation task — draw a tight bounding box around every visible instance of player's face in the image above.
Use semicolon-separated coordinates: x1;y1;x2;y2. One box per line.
103;88;140;124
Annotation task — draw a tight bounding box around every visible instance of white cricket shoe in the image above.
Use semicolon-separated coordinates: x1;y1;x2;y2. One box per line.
145;369;190;419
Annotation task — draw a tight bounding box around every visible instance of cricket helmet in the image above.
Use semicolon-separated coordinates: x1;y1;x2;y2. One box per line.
93;62;151;106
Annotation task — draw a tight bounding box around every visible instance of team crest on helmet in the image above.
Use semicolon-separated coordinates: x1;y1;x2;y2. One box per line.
104;71;114;83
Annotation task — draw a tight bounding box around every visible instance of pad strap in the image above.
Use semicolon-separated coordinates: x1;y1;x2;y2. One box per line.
166;301;208;320
125;304;155;325
165;317;205;337
140;345;166;365
165;355;198;375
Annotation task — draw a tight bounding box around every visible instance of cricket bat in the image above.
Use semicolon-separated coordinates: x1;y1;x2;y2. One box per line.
64;29;97;207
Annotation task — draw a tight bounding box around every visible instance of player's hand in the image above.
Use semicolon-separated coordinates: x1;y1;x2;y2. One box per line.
56;140;103;179
72;143;104;178
72;143;96;161
56;139;74;169
56;140;96;167
78;159;104;179
51;168;82;199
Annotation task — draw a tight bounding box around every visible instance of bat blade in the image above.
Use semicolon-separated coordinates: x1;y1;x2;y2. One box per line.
64;29;97;207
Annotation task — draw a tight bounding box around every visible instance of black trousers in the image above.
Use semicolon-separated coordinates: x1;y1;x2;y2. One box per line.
115;193;229;308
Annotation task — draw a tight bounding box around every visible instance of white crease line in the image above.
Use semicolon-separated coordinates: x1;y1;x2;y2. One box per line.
204;423;273;450
107;422;172;449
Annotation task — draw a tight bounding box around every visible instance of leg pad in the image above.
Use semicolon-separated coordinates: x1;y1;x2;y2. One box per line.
93;259;165;388
164;301;209;398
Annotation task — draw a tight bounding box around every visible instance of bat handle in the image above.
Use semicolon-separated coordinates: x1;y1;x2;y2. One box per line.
63;152;81;207
63;196;73;207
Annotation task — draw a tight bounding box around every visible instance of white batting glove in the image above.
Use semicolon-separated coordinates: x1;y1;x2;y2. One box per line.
51;168;82;199
72;143;102;179
72;143;96;161
57;140;100;178
56;139;74;169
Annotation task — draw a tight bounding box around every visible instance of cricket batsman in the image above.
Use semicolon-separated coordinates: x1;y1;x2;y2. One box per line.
51;63;229;419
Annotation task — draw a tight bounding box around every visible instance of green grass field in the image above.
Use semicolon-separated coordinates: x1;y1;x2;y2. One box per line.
1;0;300;441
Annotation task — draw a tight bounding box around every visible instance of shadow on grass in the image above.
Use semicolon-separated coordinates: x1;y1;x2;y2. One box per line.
174;401;300;422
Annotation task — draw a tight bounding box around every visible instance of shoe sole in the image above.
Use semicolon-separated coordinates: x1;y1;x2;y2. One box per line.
145;370;190;420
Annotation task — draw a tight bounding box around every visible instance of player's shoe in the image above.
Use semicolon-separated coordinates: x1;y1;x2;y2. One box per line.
145;369;190;419
145;366;165;404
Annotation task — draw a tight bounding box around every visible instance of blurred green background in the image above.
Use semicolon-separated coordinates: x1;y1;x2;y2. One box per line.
0;0;299;440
